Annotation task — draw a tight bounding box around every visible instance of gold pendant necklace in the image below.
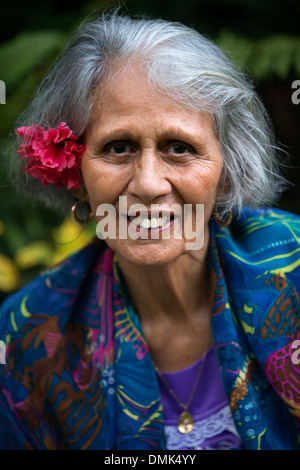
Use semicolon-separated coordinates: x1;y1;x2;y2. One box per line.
178;410;194;434
154;348;208;434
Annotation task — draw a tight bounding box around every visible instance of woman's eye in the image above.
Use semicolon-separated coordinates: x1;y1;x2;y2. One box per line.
109;143;132;154
168;144;191;154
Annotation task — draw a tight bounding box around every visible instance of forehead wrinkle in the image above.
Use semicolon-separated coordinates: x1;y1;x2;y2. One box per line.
89;95;161;138
88;66;220;151
94;73;183;122
88;122;212;154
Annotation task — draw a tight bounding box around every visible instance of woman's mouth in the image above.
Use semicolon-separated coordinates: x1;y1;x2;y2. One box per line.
127;212;175;235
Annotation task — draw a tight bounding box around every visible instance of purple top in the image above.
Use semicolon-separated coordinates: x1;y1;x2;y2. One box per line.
157;346;243;450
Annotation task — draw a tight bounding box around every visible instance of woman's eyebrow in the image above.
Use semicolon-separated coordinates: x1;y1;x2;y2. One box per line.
89;129;138;149
89;127;210;152
158;129;210;152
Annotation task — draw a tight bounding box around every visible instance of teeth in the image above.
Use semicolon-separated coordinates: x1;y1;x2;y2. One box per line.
131;216;141;226
141;218;151;229
129;215;170;228
150;218;158;228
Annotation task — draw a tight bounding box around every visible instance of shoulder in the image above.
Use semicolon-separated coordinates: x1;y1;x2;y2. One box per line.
0;238;106;340
214;206;300;274
211;206;300;306
233;206;300;243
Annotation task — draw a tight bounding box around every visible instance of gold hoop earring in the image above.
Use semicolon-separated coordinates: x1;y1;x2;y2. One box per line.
71;201;93;226
214;205;233;227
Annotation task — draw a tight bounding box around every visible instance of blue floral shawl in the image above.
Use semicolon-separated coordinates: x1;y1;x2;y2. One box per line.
0;207;299;450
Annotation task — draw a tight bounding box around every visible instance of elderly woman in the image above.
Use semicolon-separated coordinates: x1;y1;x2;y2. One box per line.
0;12;299;451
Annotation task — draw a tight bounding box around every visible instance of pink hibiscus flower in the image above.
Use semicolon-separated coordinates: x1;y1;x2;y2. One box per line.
16;122;85;190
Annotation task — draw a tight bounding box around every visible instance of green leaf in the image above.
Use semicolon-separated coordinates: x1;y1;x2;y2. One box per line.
217;30;300;81
0;30;65;91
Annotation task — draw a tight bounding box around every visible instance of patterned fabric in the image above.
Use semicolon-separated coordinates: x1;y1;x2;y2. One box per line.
157;345;243;450
209;207;300;449
0;207;299;449
164;405;241;450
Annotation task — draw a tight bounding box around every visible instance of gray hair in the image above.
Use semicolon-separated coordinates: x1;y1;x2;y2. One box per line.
10;11;287;218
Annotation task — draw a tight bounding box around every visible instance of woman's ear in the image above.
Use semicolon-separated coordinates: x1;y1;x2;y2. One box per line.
71;183;89;202
216;168;230;200
70;182;93;226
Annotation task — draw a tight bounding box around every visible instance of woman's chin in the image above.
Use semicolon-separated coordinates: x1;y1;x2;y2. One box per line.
111;238;188;268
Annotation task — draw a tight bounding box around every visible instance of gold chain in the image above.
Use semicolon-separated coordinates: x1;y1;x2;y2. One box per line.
153;335;212;434
153;348;208;412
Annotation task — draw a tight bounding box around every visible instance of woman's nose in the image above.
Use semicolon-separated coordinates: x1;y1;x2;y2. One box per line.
127;150;172;203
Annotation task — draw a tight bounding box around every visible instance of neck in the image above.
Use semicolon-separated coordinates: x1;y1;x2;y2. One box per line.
116;245;213;372
116;245;211;325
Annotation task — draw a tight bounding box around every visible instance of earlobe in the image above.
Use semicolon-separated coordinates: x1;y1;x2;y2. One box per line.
71;200;93;226
216;169;230;199
71;183;89;202
214;204;233;227
70;183;93;225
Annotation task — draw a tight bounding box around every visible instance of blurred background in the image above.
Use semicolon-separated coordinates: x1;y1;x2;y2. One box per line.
0;0;300;302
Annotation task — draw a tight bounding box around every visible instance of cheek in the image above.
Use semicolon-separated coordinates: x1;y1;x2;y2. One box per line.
81;160;122;205
177;162;224;203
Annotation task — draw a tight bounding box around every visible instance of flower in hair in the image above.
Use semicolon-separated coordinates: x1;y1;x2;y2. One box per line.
16;122;85;190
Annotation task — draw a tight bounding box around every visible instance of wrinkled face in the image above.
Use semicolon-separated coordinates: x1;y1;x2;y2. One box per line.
80;66;224;266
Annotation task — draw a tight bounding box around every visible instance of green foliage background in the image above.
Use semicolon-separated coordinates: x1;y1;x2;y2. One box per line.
0;0;300;301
